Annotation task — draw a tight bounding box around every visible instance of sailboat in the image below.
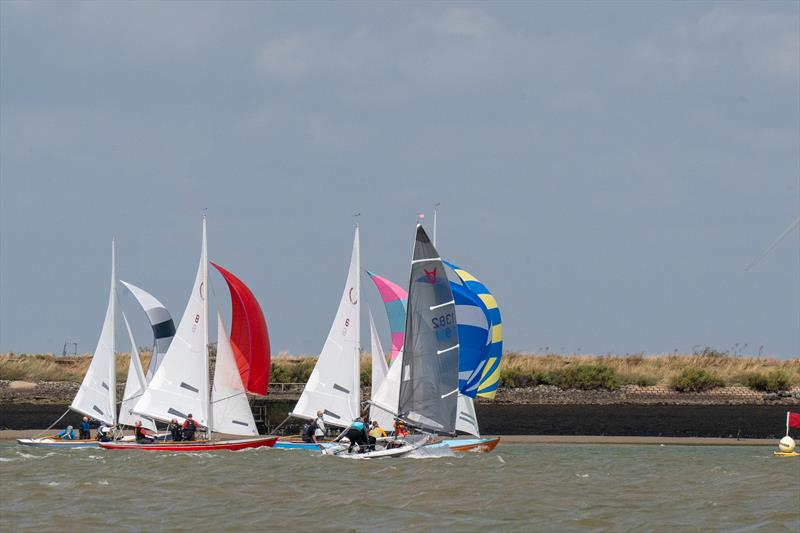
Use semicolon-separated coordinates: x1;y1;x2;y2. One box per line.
325;224;457;458
100;217;276;451
279;227;361;440
18;241;143;448
367;251;500;450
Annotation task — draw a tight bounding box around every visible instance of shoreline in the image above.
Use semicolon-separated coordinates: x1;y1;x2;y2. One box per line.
0;429;778;446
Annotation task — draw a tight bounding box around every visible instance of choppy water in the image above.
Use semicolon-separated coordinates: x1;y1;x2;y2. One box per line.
1;442;798;532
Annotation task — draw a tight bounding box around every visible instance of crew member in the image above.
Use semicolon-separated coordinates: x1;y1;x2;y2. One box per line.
167;418;182;441
56;425;76;440
79;417;91;440
182;414;198;441
134;421;154;444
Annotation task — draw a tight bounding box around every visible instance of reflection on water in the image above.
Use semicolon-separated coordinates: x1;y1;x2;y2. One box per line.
1;443;798;531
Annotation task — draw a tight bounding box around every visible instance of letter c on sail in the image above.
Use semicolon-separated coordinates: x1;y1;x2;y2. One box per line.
199;282;205;300
349;287;358;305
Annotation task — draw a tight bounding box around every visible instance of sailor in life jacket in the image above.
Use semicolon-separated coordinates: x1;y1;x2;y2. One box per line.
134;421;154;444
393;418;409;437
182;414;198;441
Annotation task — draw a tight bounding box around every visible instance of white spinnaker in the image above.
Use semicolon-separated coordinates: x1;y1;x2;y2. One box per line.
292;227;361;428
133;221;209;427
455;394;480;437
119;280;175;381
212;312;258;436
118;312;156;431
71;240;117;426
368;309;394;431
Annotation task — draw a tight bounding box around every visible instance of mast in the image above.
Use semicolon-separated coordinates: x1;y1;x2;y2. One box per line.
202;216;212;439
354;223;361;415
110;239;117;427
433;204;439;247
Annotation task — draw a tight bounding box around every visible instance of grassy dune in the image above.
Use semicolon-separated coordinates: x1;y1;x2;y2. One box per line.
1;349;798;392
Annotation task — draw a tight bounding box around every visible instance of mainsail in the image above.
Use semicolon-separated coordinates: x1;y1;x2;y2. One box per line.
71;240;117;426
368;308;394;431
291;227;361;428
119;312;156;431
366;271;407;362
444;261;503;399
134;219;210;428
211;312;258;436
210;262;271;396
397;225;459;434
119;281;175;381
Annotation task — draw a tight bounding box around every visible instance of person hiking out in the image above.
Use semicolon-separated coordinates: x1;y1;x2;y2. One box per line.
339;418;369;452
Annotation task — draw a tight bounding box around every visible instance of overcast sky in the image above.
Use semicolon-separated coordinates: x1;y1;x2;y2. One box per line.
1;1;798;358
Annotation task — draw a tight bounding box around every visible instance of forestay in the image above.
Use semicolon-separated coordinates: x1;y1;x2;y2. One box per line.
119;281;175;381
398;225;459;434
134;221;209;427
71;240;117;426
368;309;394;431
211;312;258;436
292;227;361;428
118;312;156;431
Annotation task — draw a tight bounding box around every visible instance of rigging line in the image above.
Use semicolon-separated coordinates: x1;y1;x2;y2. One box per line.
33;408;72;438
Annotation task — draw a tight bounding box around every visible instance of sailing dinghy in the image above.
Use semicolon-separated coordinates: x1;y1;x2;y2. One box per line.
100;217;276;452
325;224;456;458
18;242;122;448
367;268;499;453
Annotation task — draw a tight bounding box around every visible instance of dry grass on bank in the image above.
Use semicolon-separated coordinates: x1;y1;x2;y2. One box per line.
1;349;798;392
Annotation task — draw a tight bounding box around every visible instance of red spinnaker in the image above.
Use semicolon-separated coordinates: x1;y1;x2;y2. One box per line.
210;262;270;396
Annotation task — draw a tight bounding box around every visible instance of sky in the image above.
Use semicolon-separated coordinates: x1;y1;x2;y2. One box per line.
1;1;798;358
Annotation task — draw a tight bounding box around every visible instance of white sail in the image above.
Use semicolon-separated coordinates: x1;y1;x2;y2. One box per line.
119;280;175;381
211;312;258;436
118;312;156;431
370;346;402;419
71;240;117;426
291;227;361;428
455;394;480;437
368;308;394;431
133;219;209;428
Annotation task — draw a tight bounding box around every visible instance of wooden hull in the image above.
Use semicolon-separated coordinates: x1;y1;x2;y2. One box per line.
98;436;278;452
17;438;99;448
441;437;500;453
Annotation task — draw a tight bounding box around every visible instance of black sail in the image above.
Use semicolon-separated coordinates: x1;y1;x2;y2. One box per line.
397;225;460;434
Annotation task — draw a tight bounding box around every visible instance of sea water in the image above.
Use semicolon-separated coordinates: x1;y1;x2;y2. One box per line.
1;443;797;531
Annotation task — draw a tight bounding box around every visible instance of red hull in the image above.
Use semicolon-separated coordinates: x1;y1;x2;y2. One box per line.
98;436;278;452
